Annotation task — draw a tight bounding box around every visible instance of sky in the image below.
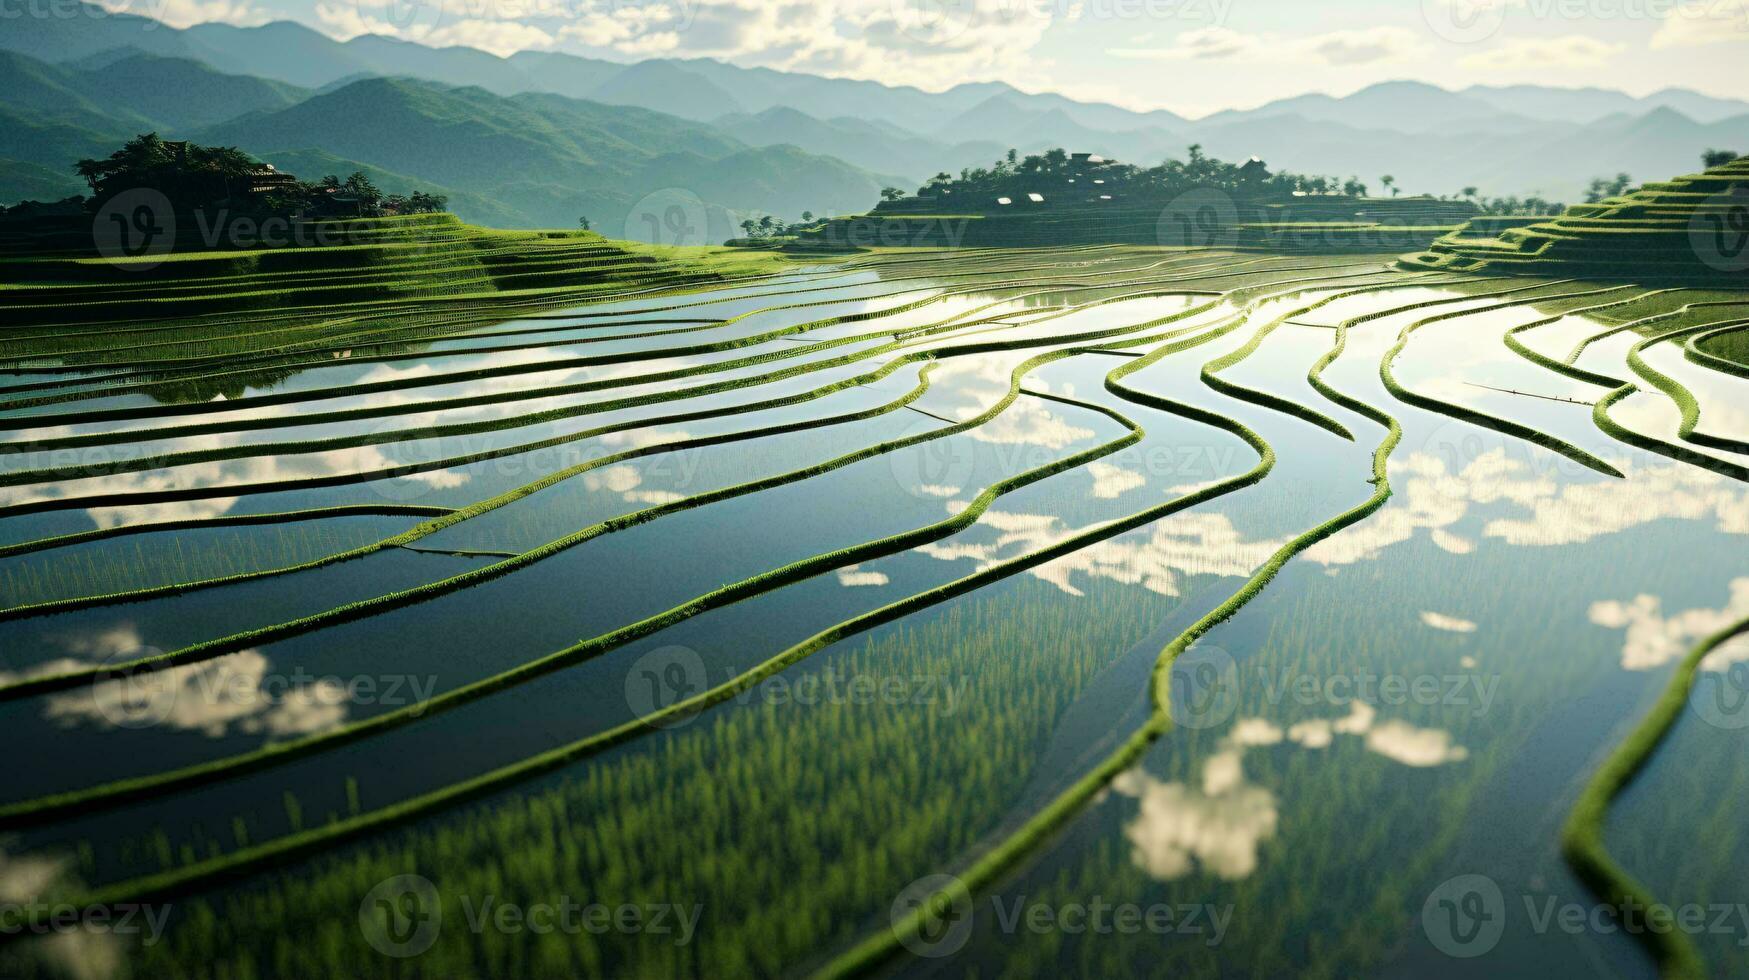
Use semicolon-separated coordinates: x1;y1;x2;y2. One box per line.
115;0;1749;116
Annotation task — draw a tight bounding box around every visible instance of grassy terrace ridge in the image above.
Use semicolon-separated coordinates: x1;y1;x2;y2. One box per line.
0;213;801;327
1400;157;1749;281
781;203;1467;254
3;229;1747;977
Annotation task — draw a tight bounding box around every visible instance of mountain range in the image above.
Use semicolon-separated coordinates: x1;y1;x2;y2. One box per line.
3;4;1747;238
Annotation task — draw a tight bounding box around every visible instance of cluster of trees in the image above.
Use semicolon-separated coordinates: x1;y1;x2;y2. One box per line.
1462;187;1566;215
70;134;445;218
737;211;816;240
886;145;1387;202
263;171;447;218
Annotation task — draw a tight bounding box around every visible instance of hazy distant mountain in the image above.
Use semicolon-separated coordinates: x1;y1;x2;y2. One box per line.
1201;81;1544;135
0;157;82;202
933;96;1179;163
506;50;625;99
178;20;375;89
1469;107;1749;196
3;3;1746;220
0;48;303;148
192;77;898;230
1460;84;1749;125
78;52;307;130
586;61;744;121
715;107;1003;183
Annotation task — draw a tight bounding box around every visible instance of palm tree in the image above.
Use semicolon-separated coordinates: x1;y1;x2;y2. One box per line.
1380;175;1398;197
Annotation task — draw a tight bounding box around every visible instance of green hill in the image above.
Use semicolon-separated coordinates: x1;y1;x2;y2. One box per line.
1399;157;1749;279
193;76;899;234
0;213;794;327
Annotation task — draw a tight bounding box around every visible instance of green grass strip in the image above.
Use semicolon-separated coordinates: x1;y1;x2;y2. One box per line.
1380;283;1630;478
0;504;452;560
1561;610;1749;980
1683;323;1749;380
819;272;1412;979
1623;320;1749;455
0;294;1223;610
1;317;1244;889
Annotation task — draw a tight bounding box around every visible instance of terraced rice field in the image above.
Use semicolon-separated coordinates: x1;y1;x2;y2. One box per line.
1;245;1747;978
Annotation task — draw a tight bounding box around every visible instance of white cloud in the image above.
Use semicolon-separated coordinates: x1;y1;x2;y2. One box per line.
836;565;890;586
313;2;398;40
1457;35;1624;71
1652;0;1749;47
1110;25;1431;67
5;627;353;740
103;0;265;28
1087;461;1146;499
1590;577;1749;671
1421;611;1478;633
421;18;558;55
1114;702;1465;881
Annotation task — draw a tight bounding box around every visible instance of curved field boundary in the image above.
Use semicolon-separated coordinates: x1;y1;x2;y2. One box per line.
0;310;1257;882
0;504;452;561
819;278;1412;979
0;289;1233;673
0;363;944;631
0;253;1359;436
1592;328;1749;481
1195;273;1471;439
1561;610;1749;980
0;268;1230;463
1501;290;1676;388
0;367;1157;826
0;269;1371;871
1494;304;1749;481
1563;300;1749;365
0;290;1224;602
0;250;1228;374
1380;283;1634;478
1623;320;1749;455
0;267;1373;513
6;282;1389;954
1683;323;1749;379
0;272;1397;616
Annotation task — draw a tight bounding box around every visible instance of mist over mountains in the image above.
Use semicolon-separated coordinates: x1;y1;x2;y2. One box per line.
4;4;1746;238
